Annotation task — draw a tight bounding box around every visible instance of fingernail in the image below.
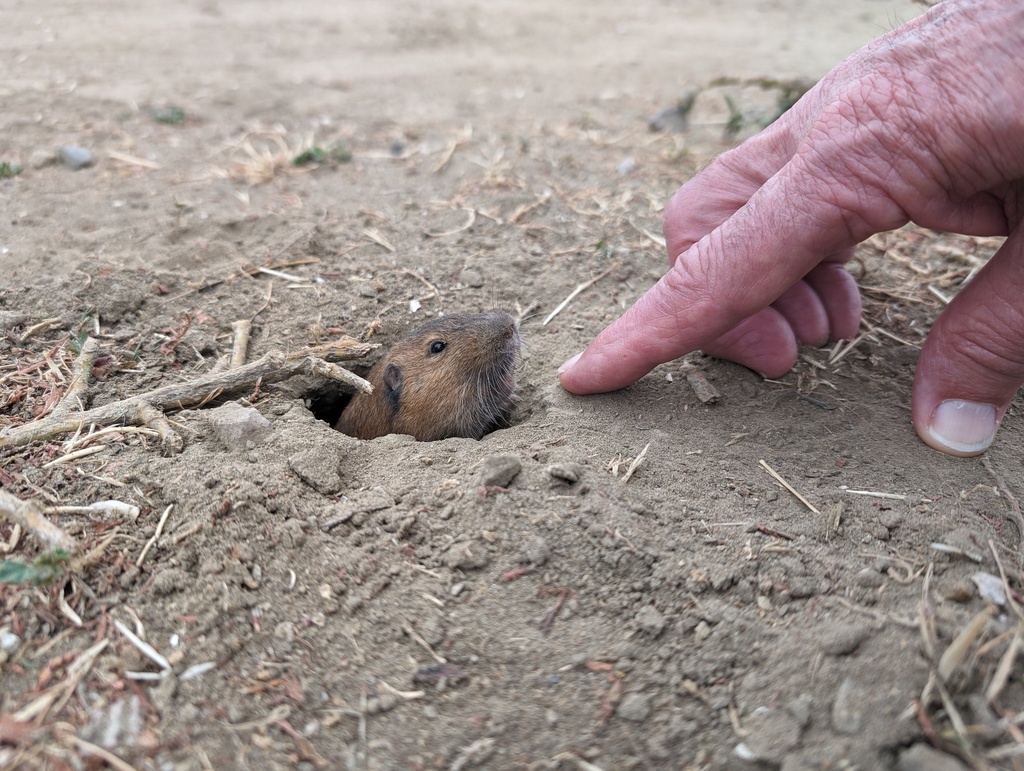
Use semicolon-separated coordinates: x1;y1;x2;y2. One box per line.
558;351;583;374
927;399;997;455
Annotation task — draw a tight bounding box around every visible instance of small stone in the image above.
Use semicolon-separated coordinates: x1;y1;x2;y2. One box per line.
635;605;666;637
546;462;582;484
444;540;490;570
29;149;57;169
208;403;273;451
0;311;27;332
820;624;869;656
878;510;903;529
787;695;813;729
743;708;801;763
897;743;969;771
617;692;652;722
460;269;485;288
57;145;95;170
480;453;522;487
649;94;694;132
356;282;378;298
523;537;550;566
693;620;712;642
831;677;864;735
853;567;885;588
288;449;342;495
0;630;21;652
418;616;445;647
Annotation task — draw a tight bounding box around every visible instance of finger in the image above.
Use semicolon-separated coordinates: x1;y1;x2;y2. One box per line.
804;261;862;340
702;308;798;378
664;126;797;263
771;281;829;346
559;155;904;394
912;225;1024;456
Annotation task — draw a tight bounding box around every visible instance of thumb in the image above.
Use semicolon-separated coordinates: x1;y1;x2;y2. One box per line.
913;225;1024;456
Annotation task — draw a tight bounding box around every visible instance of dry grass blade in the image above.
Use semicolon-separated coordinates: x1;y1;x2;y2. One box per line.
985;631;1020;704
543;262;620;326
621;443;650;484
937;605;994;682
758;459;820;515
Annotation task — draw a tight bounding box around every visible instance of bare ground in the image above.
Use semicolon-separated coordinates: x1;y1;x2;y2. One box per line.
3;2;1024;769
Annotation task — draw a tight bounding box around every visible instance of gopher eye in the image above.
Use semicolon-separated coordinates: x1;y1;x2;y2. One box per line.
429;340;446;355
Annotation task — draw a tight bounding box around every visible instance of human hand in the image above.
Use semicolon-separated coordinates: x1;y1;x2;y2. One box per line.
558;0;1024;457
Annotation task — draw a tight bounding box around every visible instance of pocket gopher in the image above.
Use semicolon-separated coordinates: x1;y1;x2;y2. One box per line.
335;311;521;441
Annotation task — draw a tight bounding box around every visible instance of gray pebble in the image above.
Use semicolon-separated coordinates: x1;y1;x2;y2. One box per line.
29;149;56;168
523;536;550;566
635;605;666;637
743;709;802;763
546;462;582;484
57;145;95;170
0;311;27;332
617;692;652;722
444;540;490;571
288;449;342;495
878;510;903;529
649;105;689;132
480;453;522;487
897;743;969;771
853;567;885;588
820;624;869;656
0;630;22;653
831;677;864;735
207;403;273;451
787;694;813;728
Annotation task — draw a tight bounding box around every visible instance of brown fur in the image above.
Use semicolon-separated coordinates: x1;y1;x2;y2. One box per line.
335;312;521;441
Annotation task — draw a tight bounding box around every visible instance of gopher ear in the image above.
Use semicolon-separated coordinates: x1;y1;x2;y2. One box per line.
382;363;403;413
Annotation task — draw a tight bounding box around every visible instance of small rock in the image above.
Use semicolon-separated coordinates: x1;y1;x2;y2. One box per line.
897;743;969;771
29;149;57;169
57;145;95;170
617;692;652;722
207;403;273;451
831;677;864;735
480;453;522;487
635;605;666;637
288;449;342;495
617;157;636;175
444;540;490;571
649;94;694;132
356;282;378;298
460;268;485;288
0;630;22;653
853;567;885;589
0;311;27;332
693;620;712;642
743;708;802;763
787;695;813;729
418;616;446;647
820;624;869;656
878;510;903;529
546;462;582;484
523;537;550;566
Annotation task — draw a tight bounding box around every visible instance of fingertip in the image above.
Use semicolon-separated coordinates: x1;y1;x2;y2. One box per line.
917;399;997;457
558;351;583;375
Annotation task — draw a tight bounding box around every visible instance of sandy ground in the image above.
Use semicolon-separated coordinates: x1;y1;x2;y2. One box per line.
3;1;1024;769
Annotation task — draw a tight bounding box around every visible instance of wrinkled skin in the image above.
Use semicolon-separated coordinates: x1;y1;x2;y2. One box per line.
559;0;1024;457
